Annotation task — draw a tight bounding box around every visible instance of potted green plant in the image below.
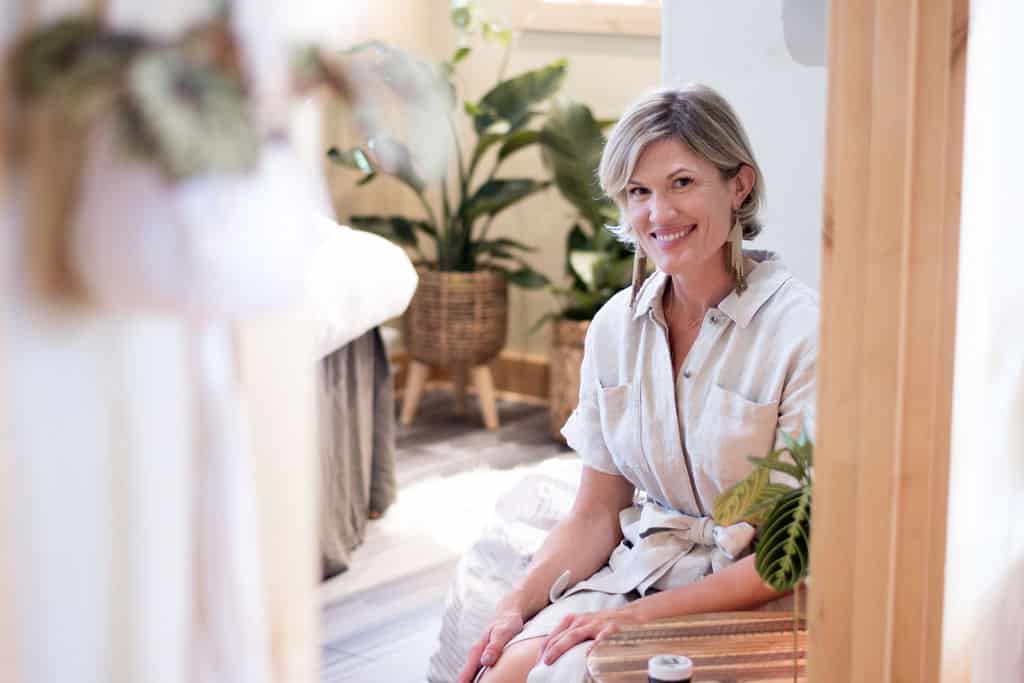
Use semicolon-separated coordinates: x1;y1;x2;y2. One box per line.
327;5;562;381
533;99;634;440
713;428;814;681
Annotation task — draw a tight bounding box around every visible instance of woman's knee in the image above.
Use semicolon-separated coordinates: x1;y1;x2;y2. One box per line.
478;637;544;683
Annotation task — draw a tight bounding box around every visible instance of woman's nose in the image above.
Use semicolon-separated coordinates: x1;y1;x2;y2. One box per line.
649;194;678;223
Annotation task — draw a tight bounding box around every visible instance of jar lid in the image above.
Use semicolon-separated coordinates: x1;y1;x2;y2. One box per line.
647;654;693;680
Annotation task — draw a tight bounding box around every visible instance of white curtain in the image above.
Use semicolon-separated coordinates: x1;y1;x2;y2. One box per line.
1;0;324;681
942;0;1024;679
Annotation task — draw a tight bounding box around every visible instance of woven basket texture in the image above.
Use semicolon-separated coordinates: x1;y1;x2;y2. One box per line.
549;319;589;441
403;267;508;367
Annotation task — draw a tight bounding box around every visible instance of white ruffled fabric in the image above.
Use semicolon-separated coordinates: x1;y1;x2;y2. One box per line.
70;122;318;321
305;215;417;360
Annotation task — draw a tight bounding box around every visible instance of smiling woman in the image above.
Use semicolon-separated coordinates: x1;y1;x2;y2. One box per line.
459;84;819;683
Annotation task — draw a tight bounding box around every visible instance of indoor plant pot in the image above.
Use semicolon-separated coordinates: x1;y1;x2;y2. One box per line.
403;266;507;368
548;318;589;442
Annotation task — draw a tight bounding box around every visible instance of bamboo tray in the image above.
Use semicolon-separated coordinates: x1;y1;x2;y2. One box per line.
586;611;806;683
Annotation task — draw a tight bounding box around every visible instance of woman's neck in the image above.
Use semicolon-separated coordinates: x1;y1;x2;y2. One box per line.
664;251;738;316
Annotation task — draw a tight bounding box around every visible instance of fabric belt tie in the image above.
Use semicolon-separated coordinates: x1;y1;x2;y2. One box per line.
548;501;756;603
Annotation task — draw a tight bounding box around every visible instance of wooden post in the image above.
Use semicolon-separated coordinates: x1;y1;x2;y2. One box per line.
0;47;17;683
807;0;968;681
237;315;319;683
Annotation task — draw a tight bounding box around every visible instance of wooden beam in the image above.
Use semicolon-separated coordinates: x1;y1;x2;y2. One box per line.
0;45;17;683
807;0;968;681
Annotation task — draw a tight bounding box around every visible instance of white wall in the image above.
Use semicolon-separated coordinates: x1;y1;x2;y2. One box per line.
662;0;827;291
942;0;1024;679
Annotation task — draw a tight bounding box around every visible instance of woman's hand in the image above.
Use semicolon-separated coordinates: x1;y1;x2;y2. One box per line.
537;607;643;666
456;607;526;683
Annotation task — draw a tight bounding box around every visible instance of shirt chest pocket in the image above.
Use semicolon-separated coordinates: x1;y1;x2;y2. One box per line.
596;383;647;477
694;384;778;491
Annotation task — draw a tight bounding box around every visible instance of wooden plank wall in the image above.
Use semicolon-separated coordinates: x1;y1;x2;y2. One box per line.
807;0;968;681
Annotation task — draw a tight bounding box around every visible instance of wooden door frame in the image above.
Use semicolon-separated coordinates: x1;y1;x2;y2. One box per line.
808;0;968;680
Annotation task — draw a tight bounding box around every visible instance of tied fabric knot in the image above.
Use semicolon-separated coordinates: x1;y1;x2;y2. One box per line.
547;502;757;602
636;510;754;561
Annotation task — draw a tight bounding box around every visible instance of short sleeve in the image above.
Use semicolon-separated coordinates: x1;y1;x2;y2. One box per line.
559;318;621;475
774;344;817;451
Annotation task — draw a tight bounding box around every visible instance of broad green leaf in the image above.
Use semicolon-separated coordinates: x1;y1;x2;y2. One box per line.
472;59;568;135
464;100;483;117
482;21;513;45
12;17;140;100
497;129;541;162
539;100;614;226
567;224;590;253
713;467;770;526
367;135;425;194
452;46;471;64
592;253;634;291
468;132;505;174
327;147;374;174
528;311;560;335
755;486;812;592
350;215;430;248
568;251;601;290
476;238;536;263
451;5;472;30
780;429;800;455
747;455;805;483
503;266;550;289
741;482;798;523
462;178;549;225
478;237;536;254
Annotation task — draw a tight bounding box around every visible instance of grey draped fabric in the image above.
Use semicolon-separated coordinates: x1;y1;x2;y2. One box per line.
319;327;397;576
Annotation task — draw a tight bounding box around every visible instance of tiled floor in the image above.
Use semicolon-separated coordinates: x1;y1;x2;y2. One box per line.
320;391;571;683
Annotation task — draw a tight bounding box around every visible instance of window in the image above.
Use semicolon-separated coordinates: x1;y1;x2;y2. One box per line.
513;0;661;38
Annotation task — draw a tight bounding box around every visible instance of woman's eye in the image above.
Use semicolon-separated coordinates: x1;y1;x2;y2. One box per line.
673;177;693;188
628;186;649;198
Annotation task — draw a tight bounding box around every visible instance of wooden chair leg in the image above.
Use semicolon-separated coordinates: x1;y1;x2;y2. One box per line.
452;364;468;415
400;360;430;426
472;365;499;431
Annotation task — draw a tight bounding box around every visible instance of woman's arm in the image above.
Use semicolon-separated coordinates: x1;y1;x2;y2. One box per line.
505;466;636;619
537;554;786;665
458;466;634;679
624;554;782;621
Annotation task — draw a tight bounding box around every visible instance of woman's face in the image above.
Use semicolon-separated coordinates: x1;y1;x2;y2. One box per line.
626;137;750;278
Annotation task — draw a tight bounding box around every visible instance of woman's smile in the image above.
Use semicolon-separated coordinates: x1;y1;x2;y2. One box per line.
650;224;697;246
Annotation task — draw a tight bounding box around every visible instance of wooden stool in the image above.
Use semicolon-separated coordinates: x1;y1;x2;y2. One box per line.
400;360;499;431
587;611;806;682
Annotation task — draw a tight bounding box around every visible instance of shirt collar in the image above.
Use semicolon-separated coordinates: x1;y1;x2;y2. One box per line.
631;250;792;329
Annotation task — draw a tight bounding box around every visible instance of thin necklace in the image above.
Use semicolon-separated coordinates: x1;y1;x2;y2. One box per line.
664;289;705;331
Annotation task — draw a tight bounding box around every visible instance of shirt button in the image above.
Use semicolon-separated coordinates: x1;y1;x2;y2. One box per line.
709;314;720;324
683;370;692;379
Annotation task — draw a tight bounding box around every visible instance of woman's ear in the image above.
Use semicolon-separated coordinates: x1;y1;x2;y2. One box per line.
733;164;756;208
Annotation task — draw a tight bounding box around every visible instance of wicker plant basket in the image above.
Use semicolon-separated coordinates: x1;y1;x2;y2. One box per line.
549;318;590;442
402;266;508;368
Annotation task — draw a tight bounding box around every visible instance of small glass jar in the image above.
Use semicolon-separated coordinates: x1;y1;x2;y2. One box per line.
647;654;693;682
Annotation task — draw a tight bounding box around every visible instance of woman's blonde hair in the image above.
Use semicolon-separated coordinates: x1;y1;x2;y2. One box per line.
598;84;765;245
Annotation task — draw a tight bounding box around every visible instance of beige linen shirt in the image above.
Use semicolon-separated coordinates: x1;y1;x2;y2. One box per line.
561;250;819;517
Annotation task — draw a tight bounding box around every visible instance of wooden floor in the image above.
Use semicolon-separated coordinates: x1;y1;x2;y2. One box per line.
320;390;572;683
